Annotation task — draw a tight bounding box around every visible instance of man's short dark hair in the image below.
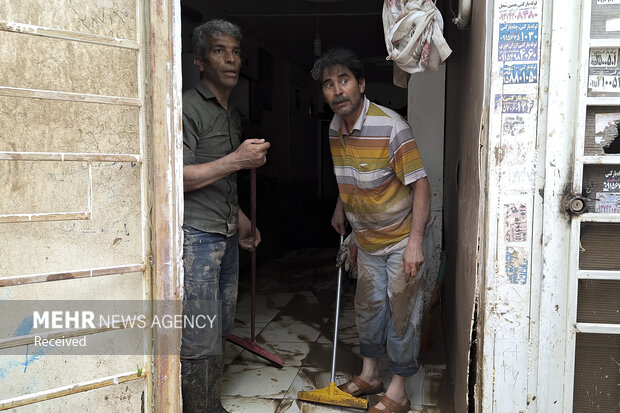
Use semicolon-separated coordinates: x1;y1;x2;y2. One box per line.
311;48;365;82
192;19;242;58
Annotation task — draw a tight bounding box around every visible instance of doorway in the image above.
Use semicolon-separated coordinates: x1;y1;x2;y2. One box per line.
178;0;455;411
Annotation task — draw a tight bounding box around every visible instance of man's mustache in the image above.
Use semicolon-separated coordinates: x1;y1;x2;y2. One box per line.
332;96;350;104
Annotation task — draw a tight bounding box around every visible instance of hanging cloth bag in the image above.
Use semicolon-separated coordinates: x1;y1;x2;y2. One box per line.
383;0;452;75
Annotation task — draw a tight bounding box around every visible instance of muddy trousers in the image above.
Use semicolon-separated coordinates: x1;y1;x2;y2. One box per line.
181;226;239;413
355;243;428;377
181;356;227;413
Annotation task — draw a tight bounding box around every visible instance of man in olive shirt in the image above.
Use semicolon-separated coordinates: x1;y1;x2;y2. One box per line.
181;19;269;413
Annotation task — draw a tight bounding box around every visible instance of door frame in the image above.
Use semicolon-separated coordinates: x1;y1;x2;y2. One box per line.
148;0;184;411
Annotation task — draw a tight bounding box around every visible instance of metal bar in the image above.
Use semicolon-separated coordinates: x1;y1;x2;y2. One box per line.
0;264;145;287
227;12;380;17
575;323;620;334
0;20;140;49
251;168;257;340
585;96;620;106
0;371;145;411
330;235;344;383
578;270;620;280
580;155;620;164
0;86;141;106
578;213;620;222
590;38;620;48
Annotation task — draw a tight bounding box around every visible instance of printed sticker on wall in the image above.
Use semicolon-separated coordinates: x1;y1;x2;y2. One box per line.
498;41;538;62
499;22;539;43
498;0;539;22
502;63;538;84
603;169;620;191
505;246;528;285
495;94;536;114
590;49;618;67
588;69;620;92
598;0;620;4
498;22;539;62
595;192;620;213
502;115;526;136
504;203;528;242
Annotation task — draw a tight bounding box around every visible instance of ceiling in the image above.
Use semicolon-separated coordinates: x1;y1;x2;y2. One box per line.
183;0;393;82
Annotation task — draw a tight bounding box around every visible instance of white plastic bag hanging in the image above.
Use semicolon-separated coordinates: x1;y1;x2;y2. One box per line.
383;0;452;75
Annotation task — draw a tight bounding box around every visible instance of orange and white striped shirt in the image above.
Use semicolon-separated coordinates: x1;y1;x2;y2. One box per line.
329;97;426;254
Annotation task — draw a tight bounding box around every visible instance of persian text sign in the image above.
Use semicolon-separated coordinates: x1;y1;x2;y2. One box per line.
595;192;620;213
504;203;528;242
505;247;529;284
498;42;538;62
495;94;536;114
590;49;619;67
589;69;620;92
502;63;538;84
499;23;539;43
604;169;620;191
498;0;539;22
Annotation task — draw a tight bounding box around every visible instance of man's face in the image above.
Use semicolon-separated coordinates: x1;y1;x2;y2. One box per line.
321;64;366;118
195;34;241;91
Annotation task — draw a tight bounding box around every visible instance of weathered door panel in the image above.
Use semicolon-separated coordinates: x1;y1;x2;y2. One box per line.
0;0;154;410
565;1;620;411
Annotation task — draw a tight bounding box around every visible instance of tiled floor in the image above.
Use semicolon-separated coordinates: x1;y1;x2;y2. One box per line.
221;248;454;413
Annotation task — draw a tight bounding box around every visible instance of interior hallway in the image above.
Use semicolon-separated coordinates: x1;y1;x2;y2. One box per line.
221;247;454;412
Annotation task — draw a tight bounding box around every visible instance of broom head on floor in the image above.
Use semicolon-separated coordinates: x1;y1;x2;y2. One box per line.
297;382;368;409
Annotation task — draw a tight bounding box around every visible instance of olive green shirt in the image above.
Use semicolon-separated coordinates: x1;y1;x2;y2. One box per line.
183;82;242;236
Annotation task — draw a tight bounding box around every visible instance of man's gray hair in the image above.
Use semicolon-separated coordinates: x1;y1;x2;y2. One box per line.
192;19;242;58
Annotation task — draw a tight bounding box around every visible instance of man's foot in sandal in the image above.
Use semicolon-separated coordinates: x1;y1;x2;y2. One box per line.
369;394;411;413
338;375;384;397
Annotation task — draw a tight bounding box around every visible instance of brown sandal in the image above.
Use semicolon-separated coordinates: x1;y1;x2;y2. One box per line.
369;394;411;413
337;375;384;397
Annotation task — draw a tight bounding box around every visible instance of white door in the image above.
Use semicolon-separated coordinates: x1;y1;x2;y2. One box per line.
564;1;620;411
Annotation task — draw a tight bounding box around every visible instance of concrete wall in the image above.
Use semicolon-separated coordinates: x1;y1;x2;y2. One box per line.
408;65;446;310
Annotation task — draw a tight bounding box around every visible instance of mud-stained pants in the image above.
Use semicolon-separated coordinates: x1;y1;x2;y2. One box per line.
181;225;238;413
354;225;433;377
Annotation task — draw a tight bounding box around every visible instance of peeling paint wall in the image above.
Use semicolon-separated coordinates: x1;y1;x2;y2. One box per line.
483;0;545;411
0;0;153;410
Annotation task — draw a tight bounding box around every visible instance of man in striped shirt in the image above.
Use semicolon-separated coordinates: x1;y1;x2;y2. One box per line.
312;48;432;413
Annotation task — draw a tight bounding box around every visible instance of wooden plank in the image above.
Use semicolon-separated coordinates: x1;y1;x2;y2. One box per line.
0;20;139;49
0;152;142;162
0;263;145;287
0;372;145;411
148;0;183;412
0;86;141;106
0;211;91;223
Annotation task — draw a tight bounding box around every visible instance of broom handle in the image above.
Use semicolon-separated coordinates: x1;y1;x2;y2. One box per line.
250;168;257;341
330;234;344;383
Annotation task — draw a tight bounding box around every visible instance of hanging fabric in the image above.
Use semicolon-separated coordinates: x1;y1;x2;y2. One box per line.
383;0;452;86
